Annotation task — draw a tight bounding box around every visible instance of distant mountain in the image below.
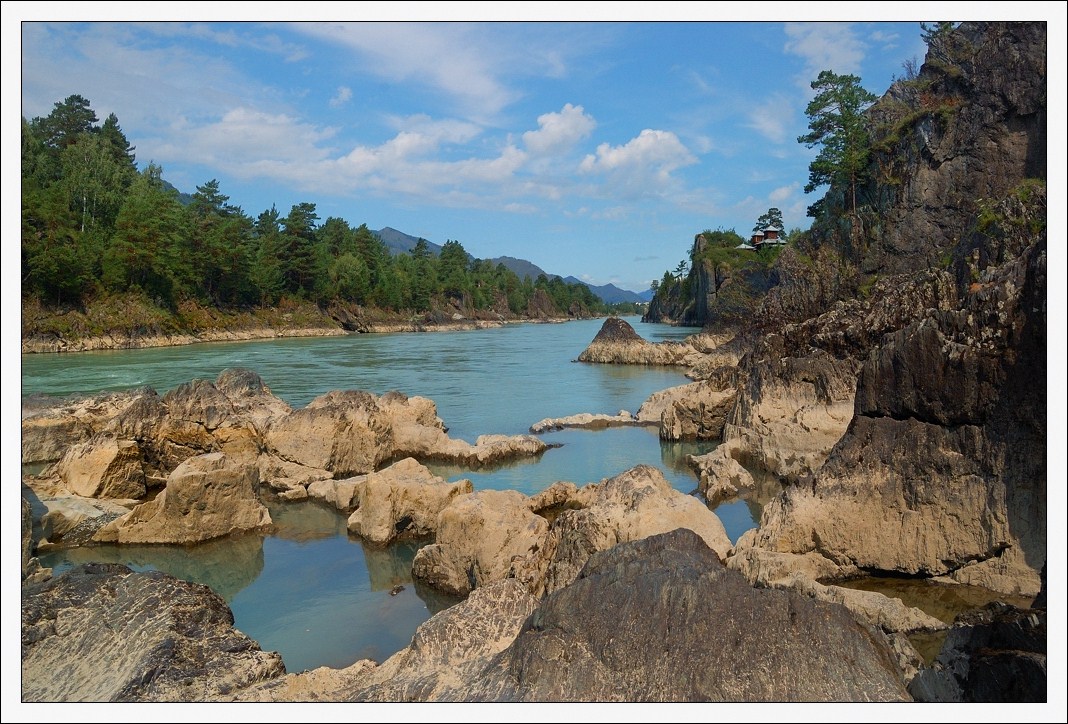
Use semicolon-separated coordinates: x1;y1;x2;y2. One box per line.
486;256;551;281
563;276;647;304
373;227;649;304
374;227;443;256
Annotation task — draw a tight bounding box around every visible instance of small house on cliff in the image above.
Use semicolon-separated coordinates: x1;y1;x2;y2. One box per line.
750;225;787;251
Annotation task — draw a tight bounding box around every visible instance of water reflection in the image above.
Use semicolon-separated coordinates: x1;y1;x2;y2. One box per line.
37;533;266;603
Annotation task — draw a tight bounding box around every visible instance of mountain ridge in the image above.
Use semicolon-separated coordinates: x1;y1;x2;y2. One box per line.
373;227;650;304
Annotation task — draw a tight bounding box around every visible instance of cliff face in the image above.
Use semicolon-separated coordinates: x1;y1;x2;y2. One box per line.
723;20;1047;597
763;21;1046;328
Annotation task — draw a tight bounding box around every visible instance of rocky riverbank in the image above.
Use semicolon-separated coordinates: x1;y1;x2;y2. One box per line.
20;294;584;354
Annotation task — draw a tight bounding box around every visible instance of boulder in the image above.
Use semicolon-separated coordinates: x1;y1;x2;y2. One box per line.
263;390;395;477
637;381;736;440
21;563;285;702
909;601;1046;702
54;433;146;500
21;389;148;466
412;490;549;596
333;531;912;702
93;453;271;544
516;465;732;598
37;495;137;544
346;457;473;545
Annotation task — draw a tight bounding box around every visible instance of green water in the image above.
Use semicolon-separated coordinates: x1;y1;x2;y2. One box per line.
24;317;757;673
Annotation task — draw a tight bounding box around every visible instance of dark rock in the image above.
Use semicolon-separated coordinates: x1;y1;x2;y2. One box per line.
491;529;910;701
21;563;285;702
908;601;1046;702
589;316;644;343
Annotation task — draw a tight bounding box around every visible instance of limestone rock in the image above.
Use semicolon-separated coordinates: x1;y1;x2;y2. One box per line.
22;498;50;583
518;464;732;598
356;579;539;701
93;453;271;544
721;348;858;482
21;563;285;702
412;490;549;596
577;317;702;366
637;380;736;440
264;390;395;477
37;495;137;544
307;474;365;513
529;410;639;433
54;433;146;499
346;457;473;545
21;389;148;465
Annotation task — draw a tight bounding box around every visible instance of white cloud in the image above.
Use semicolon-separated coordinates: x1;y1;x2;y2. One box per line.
153;108;336;170
522;103;596;156
329;86;352;108
783;23;865;85
769;182;801;203
291;23;518;122
579;129;697;199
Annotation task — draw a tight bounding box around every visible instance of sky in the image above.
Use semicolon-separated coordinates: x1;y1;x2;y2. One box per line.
10;3;1062;294
4;7;1068;720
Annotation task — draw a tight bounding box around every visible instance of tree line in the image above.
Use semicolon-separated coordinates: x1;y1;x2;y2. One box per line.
22;95;606;318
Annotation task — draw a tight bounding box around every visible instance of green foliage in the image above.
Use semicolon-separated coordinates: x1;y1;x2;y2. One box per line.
22;93;614;324
798;70;878;216
752;207;785;234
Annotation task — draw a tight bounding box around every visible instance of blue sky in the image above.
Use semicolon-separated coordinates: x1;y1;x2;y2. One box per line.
7;4;1064;293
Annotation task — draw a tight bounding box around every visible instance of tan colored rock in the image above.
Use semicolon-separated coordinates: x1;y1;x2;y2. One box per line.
307;474;365;513
94;453;271;544
517;465;733;597
577;317;704;366
21;389;148;465
55;433;146;500
346;457;473;545
529;410;639;433
38;495;138;543
264;390;395;476
412;490;550;596
688;439;754;506
637;381;736;440
721;352;858;482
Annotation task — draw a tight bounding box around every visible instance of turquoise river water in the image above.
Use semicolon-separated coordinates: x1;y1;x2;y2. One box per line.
21;316;761;673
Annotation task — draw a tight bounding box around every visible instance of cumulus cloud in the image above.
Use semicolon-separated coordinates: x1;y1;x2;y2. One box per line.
579;129;697;198
329;86;352;108
522;103;596;156
152;108;336;170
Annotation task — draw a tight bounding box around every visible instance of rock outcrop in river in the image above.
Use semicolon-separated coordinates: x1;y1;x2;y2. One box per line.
21;368;550;549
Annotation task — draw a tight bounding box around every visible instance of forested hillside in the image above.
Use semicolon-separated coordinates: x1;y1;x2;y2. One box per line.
21;95;609;344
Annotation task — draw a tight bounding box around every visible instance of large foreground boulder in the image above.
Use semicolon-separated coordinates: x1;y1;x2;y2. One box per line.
21;563;285;702
335;530;911;702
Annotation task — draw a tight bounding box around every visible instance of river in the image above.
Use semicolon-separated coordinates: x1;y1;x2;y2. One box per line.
21;317;760;673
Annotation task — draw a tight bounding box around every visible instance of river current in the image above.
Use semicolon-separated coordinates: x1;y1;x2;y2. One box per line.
21;317;760;673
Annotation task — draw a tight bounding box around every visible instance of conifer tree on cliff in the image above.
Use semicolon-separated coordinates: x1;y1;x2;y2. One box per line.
797;70;877;219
